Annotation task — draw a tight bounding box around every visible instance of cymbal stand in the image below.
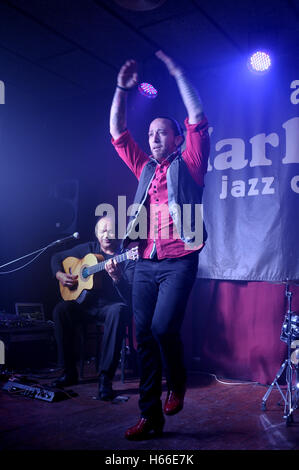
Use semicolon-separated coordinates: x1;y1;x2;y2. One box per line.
261;282;298;425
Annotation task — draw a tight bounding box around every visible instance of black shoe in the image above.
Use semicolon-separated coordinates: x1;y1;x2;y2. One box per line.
98;373;114;401
52;372;78;388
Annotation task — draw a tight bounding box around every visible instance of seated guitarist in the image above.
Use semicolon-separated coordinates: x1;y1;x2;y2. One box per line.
50;216;135;400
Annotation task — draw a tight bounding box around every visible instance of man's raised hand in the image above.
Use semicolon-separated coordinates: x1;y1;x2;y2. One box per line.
117;59;138;90
155;50;183;78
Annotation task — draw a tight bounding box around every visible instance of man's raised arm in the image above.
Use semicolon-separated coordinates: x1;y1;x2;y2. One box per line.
110;59;138;140
155;50;204;124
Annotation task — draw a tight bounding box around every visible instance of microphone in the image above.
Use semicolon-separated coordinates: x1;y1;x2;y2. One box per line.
50;232;80;246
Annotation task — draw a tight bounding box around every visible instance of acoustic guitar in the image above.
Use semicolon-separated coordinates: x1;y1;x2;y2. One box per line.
59;246;139;303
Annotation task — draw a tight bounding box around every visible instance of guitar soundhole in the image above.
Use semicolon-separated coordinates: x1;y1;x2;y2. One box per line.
81;266;89;280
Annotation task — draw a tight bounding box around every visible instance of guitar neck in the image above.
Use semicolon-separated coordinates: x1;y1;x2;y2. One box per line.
87;252;129;276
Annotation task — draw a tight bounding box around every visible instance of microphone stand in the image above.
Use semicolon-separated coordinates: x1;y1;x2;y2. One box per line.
0;235;78;273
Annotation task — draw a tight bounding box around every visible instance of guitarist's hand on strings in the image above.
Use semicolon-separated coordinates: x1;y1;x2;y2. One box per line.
56;270;78;288
105;259;122;283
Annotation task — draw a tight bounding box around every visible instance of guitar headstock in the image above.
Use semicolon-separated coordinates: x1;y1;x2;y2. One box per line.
127;246;139;261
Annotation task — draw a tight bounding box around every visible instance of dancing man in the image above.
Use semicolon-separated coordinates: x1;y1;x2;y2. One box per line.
110;50;210;439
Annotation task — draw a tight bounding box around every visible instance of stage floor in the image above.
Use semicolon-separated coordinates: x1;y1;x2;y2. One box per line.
1;365;299;454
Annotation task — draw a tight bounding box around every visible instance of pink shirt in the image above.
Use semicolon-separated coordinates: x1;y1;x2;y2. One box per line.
112;116;210;259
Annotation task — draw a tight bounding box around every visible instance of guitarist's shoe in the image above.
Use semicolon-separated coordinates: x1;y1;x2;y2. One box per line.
125;415;165;440
52;372;78;388
98;373;114;401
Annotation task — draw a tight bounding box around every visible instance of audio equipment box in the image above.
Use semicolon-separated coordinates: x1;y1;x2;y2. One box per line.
2;380;67;402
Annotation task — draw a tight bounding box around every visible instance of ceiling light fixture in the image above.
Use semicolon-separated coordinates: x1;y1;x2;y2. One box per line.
138;82;158;98
248;51;272;74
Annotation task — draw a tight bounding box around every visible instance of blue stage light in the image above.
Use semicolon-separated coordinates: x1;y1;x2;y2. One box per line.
138;82;158;98
248;51;271;73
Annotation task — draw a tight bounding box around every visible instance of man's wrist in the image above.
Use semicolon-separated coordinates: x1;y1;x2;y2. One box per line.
116;84;131;92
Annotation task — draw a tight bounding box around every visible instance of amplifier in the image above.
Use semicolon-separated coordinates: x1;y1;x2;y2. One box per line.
2;380;56;402
0;326;53;342
0;323;55;369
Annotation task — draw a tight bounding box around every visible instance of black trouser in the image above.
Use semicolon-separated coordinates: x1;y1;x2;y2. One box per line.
52;298;129;380
132;252;199;419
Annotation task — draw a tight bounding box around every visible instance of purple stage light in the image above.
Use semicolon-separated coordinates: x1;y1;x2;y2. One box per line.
248;51;271;73
138;82;158;98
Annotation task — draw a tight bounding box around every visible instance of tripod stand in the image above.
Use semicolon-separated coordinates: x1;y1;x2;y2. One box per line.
261;282;299;425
